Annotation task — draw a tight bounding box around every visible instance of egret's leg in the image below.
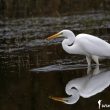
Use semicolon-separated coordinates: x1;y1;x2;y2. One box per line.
93;65;100;75
92;55;99;65
87;66;92;74
86;56;91;66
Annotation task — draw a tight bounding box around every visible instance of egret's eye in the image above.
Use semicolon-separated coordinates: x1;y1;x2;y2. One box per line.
71;87;77;90
60;32;63;35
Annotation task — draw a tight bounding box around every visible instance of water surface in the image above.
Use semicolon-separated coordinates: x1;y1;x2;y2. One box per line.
0;11;110;110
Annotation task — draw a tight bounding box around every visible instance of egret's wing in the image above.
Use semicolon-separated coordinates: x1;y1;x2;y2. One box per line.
76;34;110;57
82;70;110;97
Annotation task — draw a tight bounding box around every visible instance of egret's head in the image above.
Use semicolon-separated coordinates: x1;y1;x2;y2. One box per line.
49;94;79;104
49;88;79;104
47;30;74;40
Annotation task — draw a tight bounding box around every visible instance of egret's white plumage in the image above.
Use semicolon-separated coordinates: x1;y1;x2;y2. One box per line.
49;67;110;104
47;30;110;65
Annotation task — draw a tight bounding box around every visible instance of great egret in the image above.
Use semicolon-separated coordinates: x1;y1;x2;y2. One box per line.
49;66;110;104
47;30;110;66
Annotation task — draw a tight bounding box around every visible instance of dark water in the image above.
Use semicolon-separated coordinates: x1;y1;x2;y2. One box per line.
0;11;110;110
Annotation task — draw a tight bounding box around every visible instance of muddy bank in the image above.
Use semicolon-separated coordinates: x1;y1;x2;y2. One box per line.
0;12;110;53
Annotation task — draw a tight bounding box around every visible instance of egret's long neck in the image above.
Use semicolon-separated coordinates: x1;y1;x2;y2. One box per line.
62;33;75;54
63;89;80;104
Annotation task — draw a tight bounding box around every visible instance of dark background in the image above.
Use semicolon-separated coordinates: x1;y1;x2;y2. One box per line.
0;1;110;110
0;0;110;18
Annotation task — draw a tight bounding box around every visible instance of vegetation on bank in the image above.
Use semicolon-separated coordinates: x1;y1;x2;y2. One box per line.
0;0;110;18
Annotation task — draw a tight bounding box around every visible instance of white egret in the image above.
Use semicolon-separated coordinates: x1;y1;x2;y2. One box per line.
49;67;110;104
47;30;110;66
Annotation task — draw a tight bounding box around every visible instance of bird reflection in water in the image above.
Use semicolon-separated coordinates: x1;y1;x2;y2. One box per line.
49;66;110;104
